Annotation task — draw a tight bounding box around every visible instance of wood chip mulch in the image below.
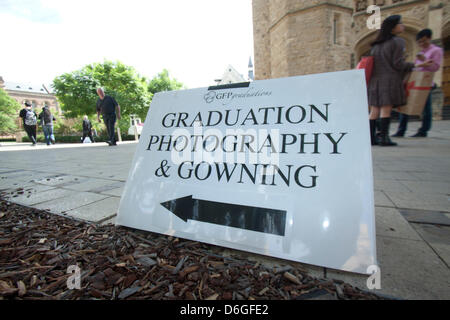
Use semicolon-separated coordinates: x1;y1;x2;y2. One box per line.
0;198;384;300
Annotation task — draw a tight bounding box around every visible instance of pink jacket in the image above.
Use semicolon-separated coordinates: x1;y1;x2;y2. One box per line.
415;44;443;72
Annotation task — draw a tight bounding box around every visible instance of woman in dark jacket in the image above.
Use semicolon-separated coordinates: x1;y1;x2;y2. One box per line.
368;15;431;146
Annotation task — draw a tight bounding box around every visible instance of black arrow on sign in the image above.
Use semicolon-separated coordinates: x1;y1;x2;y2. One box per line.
161;196;286;236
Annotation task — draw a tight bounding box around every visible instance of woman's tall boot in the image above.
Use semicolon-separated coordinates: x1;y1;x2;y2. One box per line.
370;119;378;145
379;117;397;146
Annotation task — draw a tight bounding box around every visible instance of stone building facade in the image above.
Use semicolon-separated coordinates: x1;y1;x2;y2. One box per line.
252;0;450;118
0;76;60;115
215;65;247;85
0;76;61;140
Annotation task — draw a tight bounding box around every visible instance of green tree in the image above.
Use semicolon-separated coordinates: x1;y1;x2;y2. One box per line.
53;63;185;136
147;69;185;95
0;88;21;135
53;60;151;120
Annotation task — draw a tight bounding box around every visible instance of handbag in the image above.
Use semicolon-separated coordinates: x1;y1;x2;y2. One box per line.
83;137;92;143
397;71;434;115
356;56;374;85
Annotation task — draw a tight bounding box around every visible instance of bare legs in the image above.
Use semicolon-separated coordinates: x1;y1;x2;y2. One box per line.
369;105;392;120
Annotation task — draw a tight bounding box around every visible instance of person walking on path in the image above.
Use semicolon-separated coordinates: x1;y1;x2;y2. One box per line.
82;115;95;143
96;88;121;146
19;102;38;146
392;29;444;138
368;15;432;146
38;105;56;145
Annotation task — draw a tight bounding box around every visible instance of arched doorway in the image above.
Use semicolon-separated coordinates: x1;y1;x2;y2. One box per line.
354;31;377;61
354;26;420;61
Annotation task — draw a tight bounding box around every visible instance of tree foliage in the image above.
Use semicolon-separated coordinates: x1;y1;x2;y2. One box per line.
147;69;184;95
52;63;185;131
53;60;151;120
0;88;21;135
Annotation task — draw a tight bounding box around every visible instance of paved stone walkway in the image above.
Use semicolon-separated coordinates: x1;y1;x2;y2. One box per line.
0;121;449;299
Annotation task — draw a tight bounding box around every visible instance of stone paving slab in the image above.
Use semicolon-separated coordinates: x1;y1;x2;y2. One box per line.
399;180;450;195
76;170;126;180
100;215;117;226
372;170;420;181
0;171;31;181
64;196;120;223
0;140;137;152
3;187;71;206
60;178;120;192
400;208;450;226
373;179;412;193
34;175;88;187
374;190;395;207
386;191;450;213
375;236;450;300
375;207;422;241
0;169;21;174
99;187;124;197
88;181;124;193
0;178;37;191
379;162;447;173
33;191;109;214
0;170;57;186
411;224;450;267
38;166;85;175
326;235;450;300
410;171;450;183
1;184;57;201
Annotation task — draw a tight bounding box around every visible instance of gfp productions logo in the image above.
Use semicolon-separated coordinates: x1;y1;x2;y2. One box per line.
204;88;272;104
204;91;216;103
204;91;233;103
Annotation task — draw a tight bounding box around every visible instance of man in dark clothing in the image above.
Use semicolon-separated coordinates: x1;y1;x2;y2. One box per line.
82;115;95;143
96;88;121;146
19;102;38;146
38;105;56;145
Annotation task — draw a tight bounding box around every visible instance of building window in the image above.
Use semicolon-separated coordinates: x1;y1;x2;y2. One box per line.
333;18;337;44
333;13;342;45
355;0;367;13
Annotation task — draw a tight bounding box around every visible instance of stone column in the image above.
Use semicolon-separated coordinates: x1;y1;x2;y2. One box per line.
252;0;271;80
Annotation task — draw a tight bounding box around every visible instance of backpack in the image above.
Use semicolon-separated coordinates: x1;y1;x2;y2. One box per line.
43;108;52;125
24;109;37;126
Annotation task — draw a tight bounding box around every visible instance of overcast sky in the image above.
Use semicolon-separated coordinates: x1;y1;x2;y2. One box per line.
0;0;254;89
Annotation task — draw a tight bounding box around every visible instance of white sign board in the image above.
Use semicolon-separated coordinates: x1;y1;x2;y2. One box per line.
117;70;377;274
